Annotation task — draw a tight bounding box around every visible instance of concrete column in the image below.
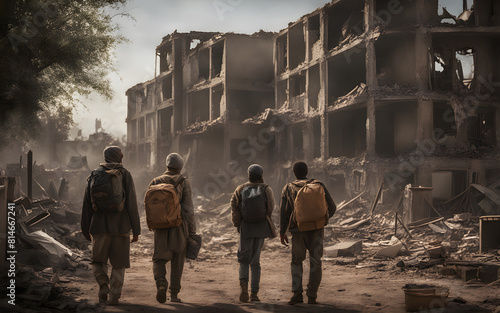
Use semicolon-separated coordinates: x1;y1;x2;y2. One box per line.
416;99;433;143
415;27;432;91
417;165;433;188
364;0;375;32
321;115;329;159
366;98;376;156
366;40;377;90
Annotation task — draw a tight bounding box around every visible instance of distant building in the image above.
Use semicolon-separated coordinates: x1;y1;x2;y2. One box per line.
126;0;500;202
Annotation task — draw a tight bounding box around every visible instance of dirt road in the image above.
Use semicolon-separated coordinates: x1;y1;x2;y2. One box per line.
65;226;500;313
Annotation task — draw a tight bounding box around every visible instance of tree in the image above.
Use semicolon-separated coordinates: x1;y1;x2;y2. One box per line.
0;0;128;145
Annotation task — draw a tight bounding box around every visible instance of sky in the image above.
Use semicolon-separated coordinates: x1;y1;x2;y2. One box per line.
72;0;463;139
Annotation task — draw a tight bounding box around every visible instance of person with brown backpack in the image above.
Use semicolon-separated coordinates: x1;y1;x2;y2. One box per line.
279;161;336;305
81;146;141;305
230;164;276;302
145;153;196;304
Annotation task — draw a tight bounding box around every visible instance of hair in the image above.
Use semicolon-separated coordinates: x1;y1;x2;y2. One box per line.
292;161;308;179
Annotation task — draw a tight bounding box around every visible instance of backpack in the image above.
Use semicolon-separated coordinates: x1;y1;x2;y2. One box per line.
144;176;185;230
90;166;125;213
292;179;328;231
241;184;268;223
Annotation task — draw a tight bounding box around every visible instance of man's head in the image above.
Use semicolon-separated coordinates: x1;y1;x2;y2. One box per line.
293;161;308;179
104;146;123;163
166;153;184;172
248;164;264;182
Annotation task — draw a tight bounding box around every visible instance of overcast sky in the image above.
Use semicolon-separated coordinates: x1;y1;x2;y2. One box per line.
72;0;463;139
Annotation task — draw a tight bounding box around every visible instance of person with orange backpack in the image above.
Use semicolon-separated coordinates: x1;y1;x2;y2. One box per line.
145;153;196;304
279;161;336;305
81;146;141;305
230;164;276;303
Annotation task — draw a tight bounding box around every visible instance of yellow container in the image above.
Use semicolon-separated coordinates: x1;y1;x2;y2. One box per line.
403;284;449;312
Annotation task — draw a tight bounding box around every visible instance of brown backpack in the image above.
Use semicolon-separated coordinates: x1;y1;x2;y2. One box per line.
144;176;185;230
291;179;329;231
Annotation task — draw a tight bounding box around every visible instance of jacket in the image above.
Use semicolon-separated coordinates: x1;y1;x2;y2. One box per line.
81;163;141;237
231;181;275;238
279;179;336;235
149;171;196;236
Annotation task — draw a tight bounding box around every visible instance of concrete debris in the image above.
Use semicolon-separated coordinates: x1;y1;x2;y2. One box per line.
325;240;363;257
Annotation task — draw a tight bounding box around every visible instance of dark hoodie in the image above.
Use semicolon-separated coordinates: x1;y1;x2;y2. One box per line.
81;163;141;237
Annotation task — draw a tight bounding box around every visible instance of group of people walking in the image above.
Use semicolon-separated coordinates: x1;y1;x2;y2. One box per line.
81;146;336;306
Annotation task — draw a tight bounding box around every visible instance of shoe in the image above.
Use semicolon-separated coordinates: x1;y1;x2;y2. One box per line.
239;281;249;303
98;284;109;304
108;293;119;306
288;293;303;305
308;296;318;304
170;293;182;303
250;292;260;301
156;286;167;304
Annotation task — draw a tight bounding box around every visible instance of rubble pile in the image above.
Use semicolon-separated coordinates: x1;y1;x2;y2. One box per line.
2;196;96;311
193;193;239;259
323;192;500;286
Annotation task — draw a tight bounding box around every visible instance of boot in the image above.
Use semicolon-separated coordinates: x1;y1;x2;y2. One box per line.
170;293;181;303
108;293;119;306
288;293;303;305
156;286;167;304
308;296;318;304
250;292;260;301
239;281;249;303
98;284;109;304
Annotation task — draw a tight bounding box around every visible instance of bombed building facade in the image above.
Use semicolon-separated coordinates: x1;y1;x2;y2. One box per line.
126;0;500;203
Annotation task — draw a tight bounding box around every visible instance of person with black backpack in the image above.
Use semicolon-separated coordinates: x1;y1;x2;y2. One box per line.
146;153;197;304
279;161;336;305
230;164;276;303
81;146;141;305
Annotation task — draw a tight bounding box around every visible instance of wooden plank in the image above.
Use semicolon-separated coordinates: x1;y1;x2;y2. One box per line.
337;190;366;211
370;182;384;217
408;217;444;229
396;214;413;238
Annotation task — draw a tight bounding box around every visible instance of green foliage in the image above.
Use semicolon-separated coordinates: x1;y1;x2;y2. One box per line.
0;0;128;145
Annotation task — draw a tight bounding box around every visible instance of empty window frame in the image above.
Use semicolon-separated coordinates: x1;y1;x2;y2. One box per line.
146;113;155;138
308;14;321;60
212;41;224;78
328;108;367;157
277;34;288;74
159;107;173;137
277;79;288;109
159;43;173;73
289;22;306;70
188;89;210;124
139;117;145;139
162;75;173;101
199;48;210;80
455;48;475;90
327;0;364;50
375;102;417;157
327;49;366;101
308;65;321;110
211;84;223;120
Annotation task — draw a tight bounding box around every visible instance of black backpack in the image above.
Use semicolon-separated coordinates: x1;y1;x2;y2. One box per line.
90;166;125;213
241;184;267;223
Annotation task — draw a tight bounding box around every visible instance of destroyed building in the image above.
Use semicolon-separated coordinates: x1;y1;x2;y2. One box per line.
126;0;500;205
125;31;275;189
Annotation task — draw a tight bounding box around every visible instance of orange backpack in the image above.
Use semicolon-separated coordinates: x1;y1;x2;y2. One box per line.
144;176;185;230
292;179;328;231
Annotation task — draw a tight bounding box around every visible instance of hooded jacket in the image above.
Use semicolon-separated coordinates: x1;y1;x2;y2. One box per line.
81;163;141;237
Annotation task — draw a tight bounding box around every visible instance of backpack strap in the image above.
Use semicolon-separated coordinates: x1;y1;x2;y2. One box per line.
173;176;186;188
